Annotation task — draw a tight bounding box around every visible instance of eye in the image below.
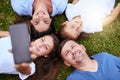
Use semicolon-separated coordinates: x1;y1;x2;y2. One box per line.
76;27;80;33
34;19;39;25
71;45;76;49
41;38;44;42
44;45;48;50
65;50;70;56
44;19;50;24
70;25;74;29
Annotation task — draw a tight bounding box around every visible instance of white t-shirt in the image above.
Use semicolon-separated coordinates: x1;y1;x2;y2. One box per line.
10;0;68;17
0;36;35;80
65;0;115;33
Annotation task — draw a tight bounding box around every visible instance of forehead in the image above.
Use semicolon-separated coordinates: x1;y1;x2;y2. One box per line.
61;41;76;53
44;35;53;42
40;35;53;44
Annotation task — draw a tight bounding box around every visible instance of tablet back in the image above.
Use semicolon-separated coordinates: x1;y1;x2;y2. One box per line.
9;23;32;64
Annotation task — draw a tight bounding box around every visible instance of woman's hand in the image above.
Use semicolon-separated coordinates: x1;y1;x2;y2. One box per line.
15;63;31;75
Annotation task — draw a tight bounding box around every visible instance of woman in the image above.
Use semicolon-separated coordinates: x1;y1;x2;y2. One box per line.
10;0;68;33
0;17;55;40
0;34;60;80
59;0;120;40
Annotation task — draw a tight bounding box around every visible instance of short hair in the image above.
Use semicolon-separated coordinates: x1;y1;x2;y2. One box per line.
58;23;78;41
58;39;71;59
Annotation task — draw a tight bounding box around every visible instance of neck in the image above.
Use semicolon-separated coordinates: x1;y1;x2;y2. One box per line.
75;57;98;72
33;0;52;14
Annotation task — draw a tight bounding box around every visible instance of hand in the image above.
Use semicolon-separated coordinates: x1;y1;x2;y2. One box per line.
15;63;31;75
8;49;13;53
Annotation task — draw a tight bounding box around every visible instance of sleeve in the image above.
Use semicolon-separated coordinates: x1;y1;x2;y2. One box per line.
104;52;120;66
18;62;36;80
65;4;80;21
82;20;103;33
66;71;83;80
10;0;33;16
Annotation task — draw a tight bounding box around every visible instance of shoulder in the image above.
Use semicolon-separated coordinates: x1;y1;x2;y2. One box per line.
51;0;68;16
92;52;110;58
10;0;34;16
67;70;83;80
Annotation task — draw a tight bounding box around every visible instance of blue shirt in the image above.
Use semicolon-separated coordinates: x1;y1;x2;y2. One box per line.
10;0;68;17
67;52;120;80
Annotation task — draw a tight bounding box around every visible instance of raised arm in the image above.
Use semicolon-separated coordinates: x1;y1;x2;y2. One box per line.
102;3;120;27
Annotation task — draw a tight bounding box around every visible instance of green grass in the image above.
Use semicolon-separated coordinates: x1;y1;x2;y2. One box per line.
0;0;120;80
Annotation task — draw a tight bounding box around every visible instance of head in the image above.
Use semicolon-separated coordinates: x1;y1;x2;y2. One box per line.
29;34;60;59
59;39;87;67
30;20;55;40
31;8;52;32
59;16;83;40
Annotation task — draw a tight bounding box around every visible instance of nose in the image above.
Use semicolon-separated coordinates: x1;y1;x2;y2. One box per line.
38;14;43;18
71;49;76;55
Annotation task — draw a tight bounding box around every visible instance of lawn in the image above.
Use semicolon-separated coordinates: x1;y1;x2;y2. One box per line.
0;0;120;80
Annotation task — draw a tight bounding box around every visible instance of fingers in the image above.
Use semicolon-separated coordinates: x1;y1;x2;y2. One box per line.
8;49;13;53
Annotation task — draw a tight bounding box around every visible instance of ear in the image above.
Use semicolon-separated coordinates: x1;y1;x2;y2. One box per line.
50;18;52;22
44;55;49;58
30;20;33;24
61;21;68;26
64;61;71;67
80;44;86;51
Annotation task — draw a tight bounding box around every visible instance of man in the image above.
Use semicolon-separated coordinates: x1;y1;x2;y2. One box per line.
59;39;120;80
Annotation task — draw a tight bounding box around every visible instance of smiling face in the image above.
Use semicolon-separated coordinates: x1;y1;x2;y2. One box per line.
61;16;83;39
29;35;54;58
31;9;52;32
61;40;87;67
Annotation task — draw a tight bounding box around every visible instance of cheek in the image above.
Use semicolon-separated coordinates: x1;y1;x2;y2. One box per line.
39;48;48;55
66;54;73;60
29;46;37;54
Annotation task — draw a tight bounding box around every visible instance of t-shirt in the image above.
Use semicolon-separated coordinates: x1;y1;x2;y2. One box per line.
65;0;115;33
10;0;68;17
0;36;35;80
67;52;120;80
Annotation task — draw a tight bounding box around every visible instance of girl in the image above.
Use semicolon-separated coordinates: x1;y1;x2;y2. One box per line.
0;34;60;80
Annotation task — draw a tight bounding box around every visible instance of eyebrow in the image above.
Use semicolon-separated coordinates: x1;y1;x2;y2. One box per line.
71;43;75;48
64;43;73;55
44;37;50;50
65;50;69;56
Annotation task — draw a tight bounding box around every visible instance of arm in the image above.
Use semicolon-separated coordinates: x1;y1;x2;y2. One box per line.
102;3;120;27
72;0;79;4
0;31;9;37
15;53;36;75
15;63;31;75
